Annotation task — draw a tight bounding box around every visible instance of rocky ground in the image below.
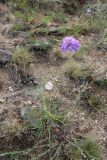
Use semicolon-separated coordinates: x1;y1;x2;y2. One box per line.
0;1;107;160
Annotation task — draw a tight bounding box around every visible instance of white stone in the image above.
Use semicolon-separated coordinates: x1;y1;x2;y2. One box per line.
9;87;13;92
27;101;32;105
86;9;92;13
45;81;53;91
0;98;5;103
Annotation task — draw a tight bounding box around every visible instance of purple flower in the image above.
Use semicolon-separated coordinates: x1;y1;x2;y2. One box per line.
60;36;81;53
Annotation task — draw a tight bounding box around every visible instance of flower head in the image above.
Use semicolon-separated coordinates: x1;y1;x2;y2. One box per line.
60;36;81;53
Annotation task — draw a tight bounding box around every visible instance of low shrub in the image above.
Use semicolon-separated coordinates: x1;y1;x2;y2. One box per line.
65;139;101;160
80;88;105;113
12;46;32;69
63;0;86;14
62;59;92;81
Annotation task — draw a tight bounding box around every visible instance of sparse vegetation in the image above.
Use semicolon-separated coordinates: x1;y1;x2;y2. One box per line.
12;46;32;69
62;59;92;81
41;12;66;25
95;79;107;88
0;0;107;160
2;119;24;134
75;42;93;60
0;96;101;160
80;88;105;114
65;139;101;160
63;0;84;14
96;29;107;51
12;23;25;31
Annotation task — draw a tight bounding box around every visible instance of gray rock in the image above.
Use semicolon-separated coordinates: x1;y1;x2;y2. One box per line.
0;49;11;65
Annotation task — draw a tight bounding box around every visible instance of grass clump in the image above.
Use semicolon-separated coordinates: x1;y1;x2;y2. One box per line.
71;24;87;36
96;29;107;51
13;0;33;10
75;42;93;60
88;17;107;33
80;139;100;159
83;2;107;33
58;24;87;37
95;79;107;88
65;139;101;160
41;15;53;25
63;0;82;14
12;46;32;69
14;10;35;24
41;12;66;25
2;119;23;135
80;88;105;114
11;23;25;31
31;40;52;58
15;11;27;20
38;28;49;35
35;40;52;51
10;46;35;85
63;60;92;81
51;12;66;24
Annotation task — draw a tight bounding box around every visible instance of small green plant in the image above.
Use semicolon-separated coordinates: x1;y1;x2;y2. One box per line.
96;29;107;51
71;24;87;36
0;96;102;160
65;138;101;160
59;27;72;35
78;139;101;160
31;40;52;57
80;88;105;113
75;42;93;60
39;28;49;35
96;79;107;88
89;16;107;33
58;25;86;37
41;12;66;25
12;23;25;31
2;119;23;134
82;140;101;160
15;11;27;20
51;11;66;23
14;0;29;10
84;1;107;33
27;31;35;45
41;15;53;25
10;153;20;160
63;59;92;81
63;0;81;14
37;41;51;51
88;95;102;110
12;46;32;69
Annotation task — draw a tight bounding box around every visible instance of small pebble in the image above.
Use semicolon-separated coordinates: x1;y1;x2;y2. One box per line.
0;98;5;103
27;101;32;105
9;86;13;92
45;81;53;91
